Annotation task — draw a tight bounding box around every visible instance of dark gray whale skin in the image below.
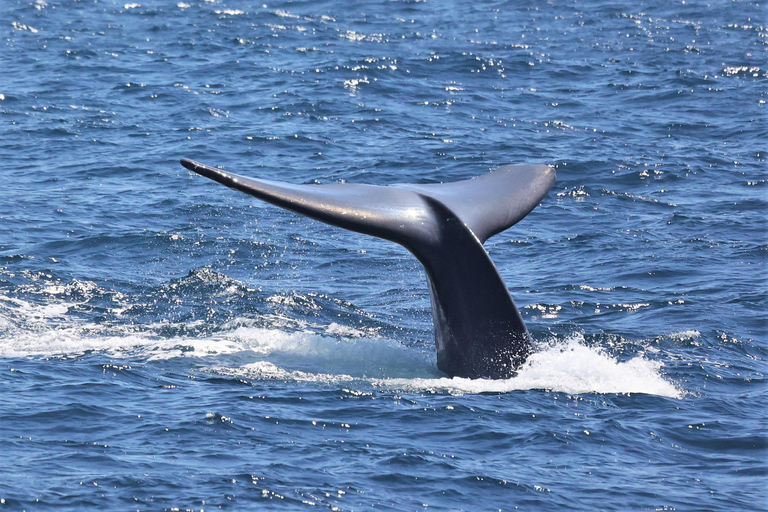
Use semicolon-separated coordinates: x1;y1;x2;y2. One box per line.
181;158;555;379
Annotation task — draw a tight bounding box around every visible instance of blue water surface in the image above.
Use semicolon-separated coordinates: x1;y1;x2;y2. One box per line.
1;0;766;510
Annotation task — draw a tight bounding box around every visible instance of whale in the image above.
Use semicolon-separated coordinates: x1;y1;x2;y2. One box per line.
181;158;555;379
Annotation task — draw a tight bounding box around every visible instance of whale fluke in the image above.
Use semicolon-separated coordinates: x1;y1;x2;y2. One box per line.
181;158;555;379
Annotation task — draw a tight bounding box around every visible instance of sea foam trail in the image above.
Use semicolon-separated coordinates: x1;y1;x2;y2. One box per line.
0;296;680;397
217;333;681;398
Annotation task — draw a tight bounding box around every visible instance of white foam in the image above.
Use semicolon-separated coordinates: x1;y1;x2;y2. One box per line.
223;326;436;378
215;361;359;384
212;333;681;398
0;308;431;378
507;336;679;397
667;330;701;340
0;293;680;397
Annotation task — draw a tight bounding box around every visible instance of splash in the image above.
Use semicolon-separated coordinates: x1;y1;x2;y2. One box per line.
1;293;679;397
213;334;681;398
501;336;680;397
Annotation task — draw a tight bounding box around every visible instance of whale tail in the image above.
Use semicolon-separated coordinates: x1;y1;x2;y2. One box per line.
181;158;555;379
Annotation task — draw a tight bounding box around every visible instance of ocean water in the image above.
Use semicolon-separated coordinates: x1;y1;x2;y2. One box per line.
1;0;766;510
